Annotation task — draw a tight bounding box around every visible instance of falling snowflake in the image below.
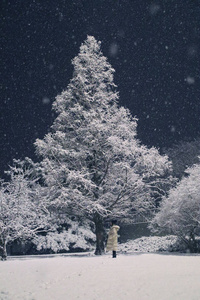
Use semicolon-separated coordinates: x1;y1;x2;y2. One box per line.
149;4;160;16
185;76;195;85
109;43;118;57
42;97;50;105
170;126;176;133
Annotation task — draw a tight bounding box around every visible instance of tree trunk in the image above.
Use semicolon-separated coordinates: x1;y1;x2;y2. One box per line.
0;239;7;261
188;233;199;253
94;215;105;255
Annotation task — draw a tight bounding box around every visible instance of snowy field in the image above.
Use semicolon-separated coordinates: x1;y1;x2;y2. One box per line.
1;253;200;300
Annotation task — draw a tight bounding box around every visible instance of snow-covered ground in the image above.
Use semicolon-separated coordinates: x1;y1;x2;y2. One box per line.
1;252;200;300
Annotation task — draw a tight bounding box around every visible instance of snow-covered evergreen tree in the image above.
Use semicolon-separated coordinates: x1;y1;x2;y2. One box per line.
35;36;172;254
150;162;200;252
0;160;49;259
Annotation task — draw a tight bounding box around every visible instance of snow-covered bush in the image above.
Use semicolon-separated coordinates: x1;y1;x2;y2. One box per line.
150;162;200;252
34;220;95;253
119;235;178;253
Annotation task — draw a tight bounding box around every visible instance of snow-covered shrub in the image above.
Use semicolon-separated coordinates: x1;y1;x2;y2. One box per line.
119;236;178;253
34;221;95;253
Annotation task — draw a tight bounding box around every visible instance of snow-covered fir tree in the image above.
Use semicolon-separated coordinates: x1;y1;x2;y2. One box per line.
150;161;200;253
35;36;173;254
0;159;49;259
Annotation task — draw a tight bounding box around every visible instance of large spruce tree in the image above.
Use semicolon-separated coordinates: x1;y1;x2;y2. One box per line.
35;36;172;254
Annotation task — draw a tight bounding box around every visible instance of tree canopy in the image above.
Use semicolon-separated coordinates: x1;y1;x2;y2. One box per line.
0;159;49;259
150;162;200;252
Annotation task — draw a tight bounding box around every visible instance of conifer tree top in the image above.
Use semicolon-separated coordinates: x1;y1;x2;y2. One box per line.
53;35;118;114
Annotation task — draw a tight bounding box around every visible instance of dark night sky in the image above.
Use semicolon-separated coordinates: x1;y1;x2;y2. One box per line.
1;0;200;177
